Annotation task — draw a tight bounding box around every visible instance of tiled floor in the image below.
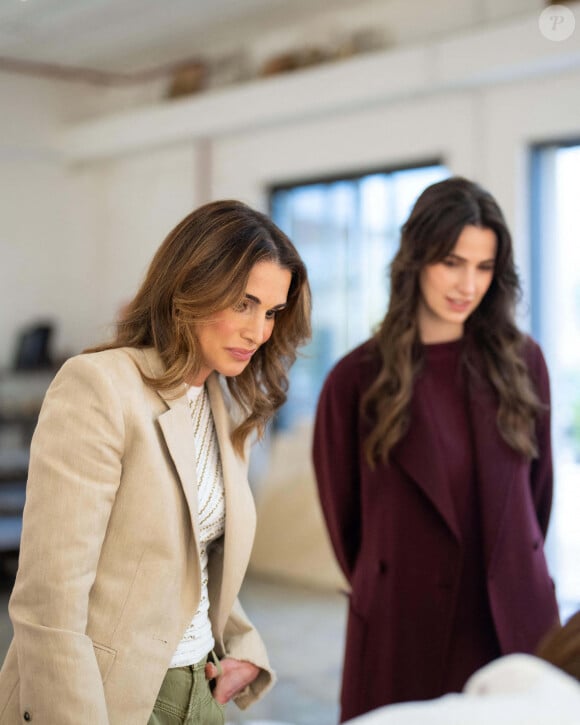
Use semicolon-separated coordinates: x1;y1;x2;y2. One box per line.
0;565;347;725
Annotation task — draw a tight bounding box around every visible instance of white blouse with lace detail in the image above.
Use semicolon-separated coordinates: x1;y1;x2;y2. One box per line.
169;383;226;667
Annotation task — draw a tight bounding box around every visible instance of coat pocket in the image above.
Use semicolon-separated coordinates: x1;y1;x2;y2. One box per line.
92;642;117;682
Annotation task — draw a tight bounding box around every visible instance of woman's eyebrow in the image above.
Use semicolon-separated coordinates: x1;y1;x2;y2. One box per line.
446;253;495;264
244;293;287;311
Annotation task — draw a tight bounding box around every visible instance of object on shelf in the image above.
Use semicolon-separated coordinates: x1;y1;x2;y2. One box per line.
166;61;208;99
330;27;389;60
258;26;388;78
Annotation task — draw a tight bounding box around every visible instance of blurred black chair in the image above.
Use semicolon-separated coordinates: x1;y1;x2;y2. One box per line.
0;321;55;570
13;322;54;371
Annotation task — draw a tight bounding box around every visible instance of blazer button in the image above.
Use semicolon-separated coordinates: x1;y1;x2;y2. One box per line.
23;713;31;722
377;560;389;575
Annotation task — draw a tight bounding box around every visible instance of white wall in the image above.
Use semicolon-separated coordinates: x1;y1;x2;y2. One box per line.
1;0;579;363
209;93;478;205
0;73;90;366
67;144;200;349
0;72;200;364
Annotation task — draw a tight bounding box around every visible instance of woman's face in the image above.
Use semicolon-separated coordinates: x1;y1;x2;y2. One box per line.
190;260;292;386
417;224;497;343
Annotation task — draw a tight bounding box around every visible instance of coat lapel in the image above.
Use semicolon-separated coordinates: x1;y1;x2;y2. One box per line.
468;380;520;569
391;364;521;566
392;384;461;541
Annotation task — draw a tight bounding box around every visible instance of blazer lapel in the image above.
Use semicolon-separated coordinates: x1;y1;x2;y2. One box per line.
157;395;201;545
136;348;201;544
135;350;255;635
206;375;256;635
392;387;461;541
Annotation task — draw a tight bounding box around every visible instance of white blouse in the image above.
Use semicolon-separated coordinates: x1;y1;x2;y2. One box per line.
169;383;226;667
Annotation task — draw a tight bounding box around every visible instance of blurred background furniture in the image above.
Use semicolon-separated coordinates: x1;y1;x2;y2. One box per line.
249;421;347;593
12;322;54;371
0;321;58;569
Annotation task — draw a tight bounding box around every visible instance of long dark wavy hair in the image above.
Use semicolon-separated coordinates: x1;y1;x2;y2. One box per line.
362;176;542;466
87;199;311;455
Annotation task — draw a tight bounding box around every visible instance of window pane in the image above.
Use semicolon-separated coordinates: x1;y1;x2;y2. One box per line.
532;142;580;620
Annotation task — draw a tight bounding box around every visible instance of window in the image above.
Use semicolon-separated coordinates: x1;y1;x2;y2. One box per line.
531;140;580;620
270;162;449;430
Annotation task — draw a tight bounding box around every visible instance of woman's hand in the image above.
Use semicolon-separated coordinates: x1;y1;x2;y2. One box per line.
205;657;260;704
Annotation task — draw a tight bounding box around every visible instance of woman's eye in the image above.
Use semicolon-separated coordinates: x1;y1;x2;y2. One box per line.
442;258;457;267
233;300;250;313
265;310;277;320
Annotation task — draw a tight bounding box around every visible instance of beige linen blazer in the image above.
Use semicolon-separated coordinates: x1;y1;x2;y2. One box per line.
0;347;274;724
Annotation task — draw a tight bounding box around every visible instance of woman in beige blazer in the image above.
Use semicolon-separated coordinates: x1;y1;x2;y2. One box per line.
0;200;311;725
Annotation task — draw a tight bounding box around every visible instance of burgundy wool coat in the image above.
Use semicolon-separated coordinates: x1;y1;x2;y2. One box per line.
312;336;560;722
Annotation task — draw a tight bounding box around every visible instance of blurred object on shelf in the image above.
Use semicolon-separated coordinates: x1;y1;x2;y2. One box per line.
259;26;388;78
166;60;208;98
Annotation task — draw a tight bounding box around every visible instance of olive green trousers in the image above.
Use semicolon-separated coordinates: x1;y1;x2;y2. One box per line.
148;654;225;725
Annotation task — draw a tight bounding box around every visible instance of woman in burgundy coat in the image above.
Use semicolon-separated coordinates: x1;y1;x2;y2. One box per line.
312;177;560;722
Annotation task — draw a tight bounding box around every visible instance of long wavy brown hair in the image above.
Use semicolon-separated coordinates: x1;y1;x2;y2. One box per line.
363;176;542;466
536;610;580;683
87;199;311;455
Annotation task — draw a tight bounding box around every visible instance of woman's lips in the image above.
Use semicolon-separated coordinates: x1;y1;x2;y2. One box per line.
446;297;472;312
226;348;256;361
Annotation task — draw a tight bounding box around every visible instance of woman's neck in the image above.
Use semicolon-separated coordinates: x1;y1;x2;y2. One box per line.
417;317;464;344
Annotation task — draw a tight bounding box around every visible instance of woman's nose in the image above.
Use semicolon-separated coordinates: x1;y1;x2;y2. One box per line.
458;268;476;295
243;315;267;344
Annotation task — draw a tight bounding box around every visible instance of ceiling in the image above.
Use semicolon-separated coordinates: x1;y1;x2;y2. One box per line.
0;0;354;80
